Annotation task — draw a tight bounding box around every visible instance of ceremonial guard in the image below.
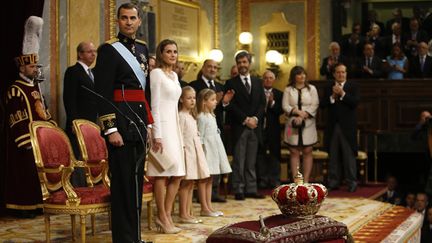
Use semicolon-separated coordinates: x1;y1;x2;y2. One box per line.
4;16;54;217
93;3;153;242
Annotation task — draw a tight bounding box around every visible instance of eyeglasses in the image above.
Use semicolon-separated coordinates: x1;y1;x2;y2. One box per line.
81;50;97;54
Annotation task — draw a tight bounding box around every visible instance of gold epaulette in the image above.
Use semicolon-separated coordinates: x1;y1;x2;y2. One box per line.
136;39;147;45
99;113;117;131
106;38;119;44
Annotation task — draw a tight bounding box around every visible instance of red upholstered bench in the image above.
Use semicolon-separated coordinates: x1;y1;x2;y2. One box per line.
207;214;348;243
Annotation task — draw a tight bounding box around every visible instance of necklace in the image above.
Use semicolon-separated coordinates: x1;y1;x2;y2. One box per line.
163;69;176;81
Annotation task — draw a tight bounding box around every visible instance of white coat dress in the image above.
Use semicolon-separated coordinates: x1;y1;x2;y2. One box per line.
179;111;210;180
197;112;232;175
282;85;319;146
147;68;185;177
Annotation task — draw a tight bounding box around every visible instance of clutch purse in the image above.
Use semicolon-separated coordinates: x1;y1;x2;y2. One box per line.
148;149;175;171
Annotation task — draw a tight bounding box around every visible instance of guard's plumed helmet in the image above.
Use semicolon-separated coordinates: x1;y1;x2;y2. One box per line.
15;16;43;67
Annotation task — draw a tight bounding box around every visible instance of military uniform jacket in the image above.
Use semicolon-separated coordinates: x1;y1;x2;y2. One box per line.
94;33;153;141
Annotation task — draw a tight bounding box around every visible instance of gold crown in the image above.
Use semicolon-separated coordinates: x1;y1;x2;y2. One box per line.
271;172;328;217
15;53;38;66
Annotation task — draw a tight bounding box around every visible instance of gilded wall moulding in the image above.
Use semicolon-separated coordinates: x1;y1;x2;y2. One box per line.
237;0;320;79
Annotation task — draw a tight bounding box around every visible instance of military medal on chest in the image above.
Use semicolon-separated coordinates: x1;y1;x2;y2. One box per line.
139;53;148;76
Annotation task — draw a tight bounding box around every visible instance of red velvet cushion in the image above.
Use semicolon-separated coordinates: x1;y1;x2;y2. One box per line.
86;160;102;178
207;214;348;243
46;186;110;205
143;181;153;193
37;127;71;184
80;124;107;177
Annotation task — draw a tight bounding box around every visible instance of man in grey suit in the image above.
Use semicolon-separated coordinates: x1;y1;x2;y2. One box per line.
321;63;359;193
224;51;266;200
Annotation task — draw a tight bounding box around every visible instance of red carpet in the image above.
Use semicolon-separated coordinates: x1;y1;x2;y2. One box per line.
327;183;387;199
259;182;387;200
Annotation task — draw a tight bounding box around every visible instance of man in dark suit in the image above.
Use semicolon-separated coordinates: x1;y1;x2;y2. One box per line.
380;22;406;59
421;207;432;243
63;41;98;187
362;10;386;36
190;59;226;202
224;51;266;200
403;18;429;57
256;70;283;189
321;63;359;192
339;23;365;62
353;43;383;79
381;175;402;205
174;61;188;87
422;9;432;38
320;42;349;80
409;42;432;78
416;193;429;227
386;8;410;35
94;3;153;243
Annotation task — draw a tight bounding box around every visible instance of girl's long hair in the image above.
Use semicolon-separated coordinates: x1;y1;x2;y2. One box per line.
179;86;198;119
197;88;216;115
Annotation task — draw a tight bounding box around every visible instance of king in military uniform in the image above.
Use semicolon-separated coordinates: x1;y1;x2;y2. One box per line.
4;16;54;217
93;3;153;243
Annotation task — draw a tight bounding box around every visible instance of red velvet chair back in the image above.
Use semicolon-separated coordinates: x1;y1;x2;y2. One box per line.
29;121;76;195
72;119;109;187
37;126;71;184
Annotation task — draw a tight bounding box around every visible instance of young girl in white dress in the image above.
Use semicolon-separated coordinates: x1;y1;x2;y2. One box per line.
178;86;211;223
197;88;232;217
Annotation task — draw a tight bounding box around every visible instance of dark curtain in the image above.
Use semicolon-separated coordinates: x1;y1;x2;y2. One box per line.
0;0;44;216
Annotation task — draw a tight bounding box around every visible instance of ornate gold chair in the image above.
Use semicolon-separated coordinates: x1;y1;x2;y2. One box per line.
356;129;368;184
72;119;111;231
72;119;110;188
142;174;154;230
29;121;110;243
74;119;153;230
280;129;329;182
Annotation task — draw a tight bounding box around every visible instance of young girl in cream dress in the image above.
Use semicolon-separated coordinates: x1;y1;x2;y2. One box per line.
197;88;232;217
178;86;211;223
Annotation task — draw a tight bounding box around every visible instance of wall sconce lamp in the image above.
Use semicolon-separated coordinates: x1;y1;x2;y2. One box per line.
208;48;224;63
265;50;284;77
239;32;253;52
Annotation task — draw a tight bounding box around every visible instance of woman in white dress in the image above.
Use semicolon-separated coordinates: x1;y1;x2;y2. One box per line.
148;39;185;233
282;66;319;183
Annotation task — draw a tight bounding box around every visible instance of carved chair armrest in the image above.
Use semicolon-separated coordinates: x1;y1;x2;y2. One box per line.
61;166;80;206
79;159;110;188
72;160;87;167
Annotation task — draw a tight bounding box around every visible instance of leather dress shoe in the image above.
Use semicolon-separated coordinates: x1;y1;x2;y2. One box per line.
268;181;281;188
258;181;268;189
326;184;339;192
348;185;357;193
235;193;245;200
327;187;338;192
245;193;265;199
211;196;227;203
